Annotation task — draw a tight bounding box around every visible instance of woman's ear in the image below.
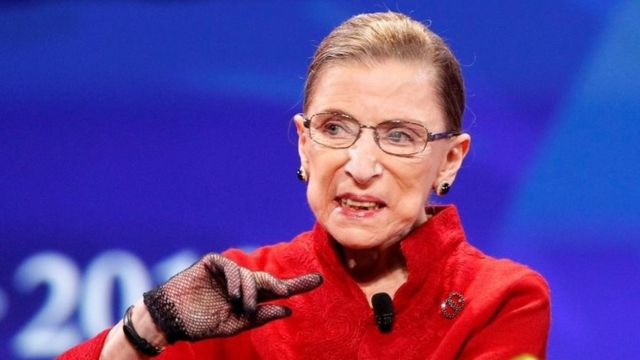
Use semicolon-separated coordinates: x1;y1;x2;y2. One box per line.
434;133;471;188
294;113;310;169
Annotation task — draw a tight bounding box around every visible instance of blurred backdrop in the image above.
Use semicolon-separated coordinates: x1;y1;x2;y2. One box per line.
1;1;638;358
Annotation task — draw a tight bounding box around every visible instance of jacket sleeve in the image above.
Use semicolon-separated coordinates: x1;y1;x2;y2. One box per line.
55;327;223;359
56;329;110;360
457;273;551;360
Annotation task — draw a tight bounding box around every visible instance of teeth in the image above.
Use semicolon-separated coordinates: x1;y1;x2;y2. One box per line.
340;198;381;210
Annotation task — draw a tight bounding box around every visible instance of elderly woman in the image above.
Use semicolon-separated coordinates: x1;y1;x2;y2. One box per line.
61;11;550;360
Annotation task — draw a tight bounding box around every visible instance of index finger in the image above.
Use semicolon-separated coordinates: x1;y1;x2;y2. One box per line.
280;273;324;296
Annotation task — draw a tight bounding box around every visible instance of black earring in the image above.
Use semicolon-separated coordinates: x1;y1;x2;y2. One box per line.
296;167;308;182
438;182;450;196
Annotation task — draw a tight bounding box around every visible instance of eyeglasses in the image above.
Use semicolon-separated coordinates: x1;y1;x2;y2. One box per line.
300;112;460;157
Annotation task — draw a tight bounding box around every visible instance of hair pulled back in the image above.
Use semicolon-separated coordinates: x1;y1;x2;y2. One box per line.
304;12;465;132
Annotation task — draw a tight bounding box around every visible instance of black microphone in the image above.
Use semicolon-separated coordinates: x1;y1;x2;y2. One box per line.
371;292;394;333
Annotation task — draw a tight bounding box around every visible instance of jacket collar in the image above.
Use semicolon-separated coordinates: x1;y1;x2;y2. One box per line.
309;205;467;290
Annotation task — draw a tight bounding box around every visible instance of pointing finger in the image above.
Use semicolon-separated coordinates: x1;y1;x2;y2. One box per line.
254;271;290;298
281;273;324;296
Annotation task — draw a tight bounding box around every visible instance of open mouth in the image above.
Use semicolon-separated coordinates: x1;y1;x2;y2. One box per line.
339;198;384;210
336;194;387;213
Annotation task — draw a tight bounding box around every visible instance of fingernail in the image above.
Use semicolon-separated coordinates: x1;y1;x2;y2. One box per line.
283;307;292;317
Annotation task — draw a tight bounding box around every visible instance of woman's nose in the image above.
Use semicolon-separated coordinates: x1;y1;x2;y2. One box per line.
344;130;383;185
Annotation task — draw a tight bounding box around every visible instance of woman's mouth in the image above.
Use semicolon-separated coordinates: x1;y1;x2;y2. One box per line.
339;198;385;210
335;194;386;218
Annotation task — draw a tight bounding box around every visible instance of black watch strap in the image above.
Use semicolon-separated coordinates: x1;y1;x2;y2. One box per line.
122;305;164;357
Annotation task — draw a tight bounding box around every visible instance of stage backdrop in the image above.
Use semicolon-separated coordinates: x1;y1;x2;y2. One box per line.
1;1;638;358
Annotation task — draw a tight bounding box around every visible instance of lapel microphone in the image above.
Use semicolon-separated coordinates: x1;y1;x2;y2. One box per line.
371;292;394;333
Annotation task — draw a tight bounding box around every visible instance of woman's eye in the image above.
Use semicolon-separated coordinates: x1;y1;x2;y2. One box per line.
322;122;347;136
386;130;414;143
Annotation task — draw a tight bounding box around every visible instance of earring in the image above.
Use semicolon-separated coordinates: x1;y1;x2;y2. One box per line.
438;182;451;196
296;167;308;182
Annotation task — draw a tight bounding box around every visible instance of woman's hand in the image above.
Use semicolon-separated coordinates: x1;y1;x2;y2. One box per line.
143;253;323;343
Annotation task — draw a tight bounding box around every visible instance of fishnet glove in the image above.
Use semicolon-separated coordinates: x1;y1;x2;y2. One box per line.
143;253;323;343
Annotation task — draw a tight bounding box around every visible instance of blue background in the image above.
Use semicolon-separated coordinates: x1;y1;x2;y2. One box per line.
1;1;639;358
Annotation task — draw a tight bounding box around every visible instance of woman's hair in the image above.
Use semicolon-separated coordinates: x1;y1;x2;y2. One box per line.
304;12;465;132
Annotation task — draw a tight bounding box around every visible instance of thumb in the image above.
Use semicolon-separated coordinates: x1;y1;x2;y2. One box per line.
253;304;293;326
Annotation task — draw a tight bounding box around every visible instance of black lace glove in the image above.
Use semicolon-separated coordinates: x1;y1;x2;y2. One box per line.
143;253;323;343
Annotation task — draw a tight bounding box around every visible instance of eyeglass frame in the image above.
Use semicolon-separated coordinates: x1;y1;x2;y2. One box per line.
298;112;461;157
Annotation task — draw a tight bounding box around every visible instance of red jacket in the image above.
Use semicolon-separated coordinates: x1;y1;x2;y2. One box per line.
59;206;550;359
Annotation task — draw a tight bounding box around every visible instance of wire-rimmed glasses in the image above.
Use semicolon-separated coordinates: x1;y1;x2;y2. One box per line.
300;112;459;157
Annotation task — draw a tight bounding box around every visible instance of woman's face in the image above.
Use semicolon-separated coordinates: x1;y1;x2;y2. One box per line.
296;59;469;251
